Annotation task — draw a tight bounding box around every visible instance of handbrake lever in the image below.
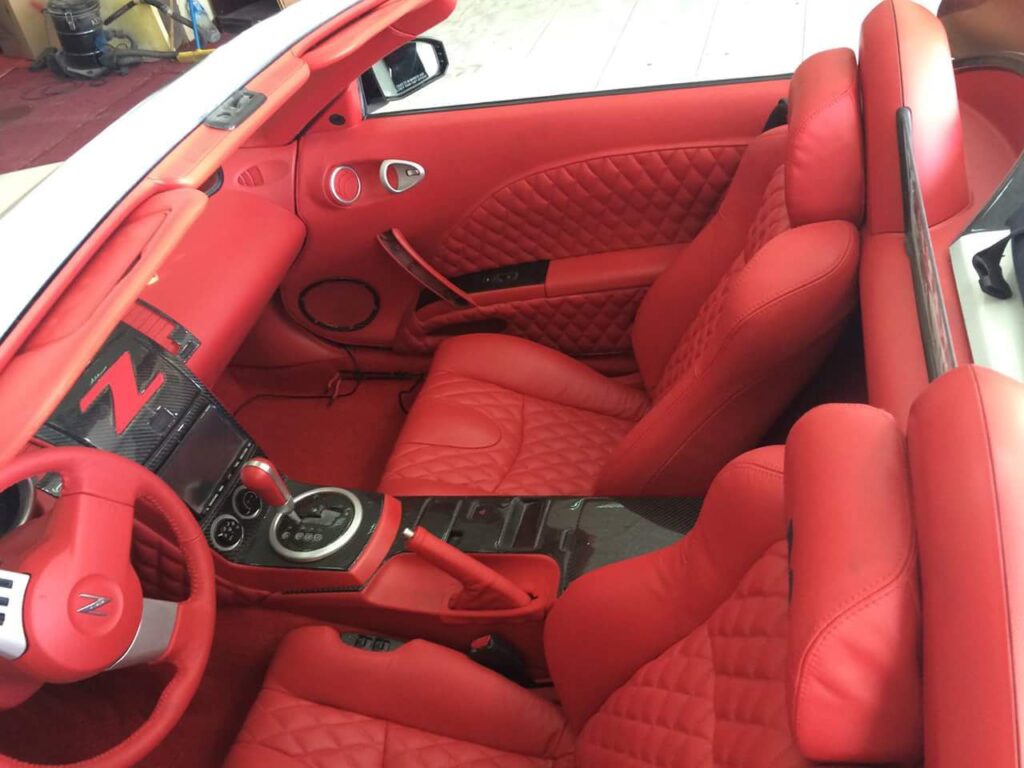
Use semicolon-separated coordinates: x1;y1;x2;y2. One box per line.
402;526;531;611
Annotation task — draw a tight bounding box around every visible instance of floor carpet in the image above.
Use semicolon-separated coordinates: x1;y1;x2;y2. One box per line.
232;378;415;490
0;57;189;174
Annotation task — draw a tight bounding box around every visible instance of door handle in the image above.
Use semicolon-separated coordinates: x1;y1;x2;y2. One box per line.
380;159;425;194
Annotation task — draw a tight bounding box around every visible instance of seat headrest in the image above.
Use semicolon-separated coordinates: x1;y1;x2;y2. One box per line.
859;0;968;233
785;48;865;227
785;404;922;763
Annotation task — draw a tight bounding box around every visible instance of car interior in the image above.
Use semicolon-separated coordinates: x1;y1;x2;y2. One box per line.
1;0;1024;765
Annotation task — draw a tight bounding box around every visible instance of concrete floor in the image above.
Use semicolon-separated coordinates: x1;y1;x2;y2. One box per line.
383;0;942;112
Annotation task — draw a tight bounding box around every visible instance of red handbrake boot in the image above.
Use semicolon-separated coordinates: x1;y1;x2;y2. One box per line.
403;526;532;610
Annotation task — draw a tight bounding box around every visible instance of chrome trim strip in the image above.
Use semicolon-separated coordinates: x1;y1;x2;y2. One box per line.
268;487;363;563
954;52;1024;77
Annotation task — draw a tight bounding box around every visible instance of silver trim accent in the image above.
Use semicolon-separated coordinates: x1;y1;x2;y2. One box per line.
327;165;362;205
210;514;244;553
954;52;1024;77
268;487;364;563
0;569;30;661
380;159;425;194
108;598;179;670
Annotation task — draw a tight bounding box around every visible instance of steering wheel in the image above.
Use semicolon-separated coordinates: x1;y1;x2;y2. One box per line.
0;447;215;767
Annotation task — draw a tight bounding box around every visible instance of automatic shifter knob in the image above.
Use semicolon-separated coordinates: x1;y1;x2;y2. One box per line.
240;458;292;508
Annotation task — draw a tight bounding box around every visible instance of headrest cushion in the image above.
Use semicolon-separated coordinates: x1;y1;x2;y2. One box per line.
785;48;865;226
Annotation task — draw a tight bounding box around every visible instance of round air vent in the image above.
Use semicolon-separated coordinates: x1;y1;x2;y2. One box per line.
299;278;380;332
326;166;361;206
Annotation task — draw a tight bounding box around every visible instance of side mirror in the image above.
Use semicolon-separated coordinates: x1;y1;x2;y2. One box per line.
361;38;448;112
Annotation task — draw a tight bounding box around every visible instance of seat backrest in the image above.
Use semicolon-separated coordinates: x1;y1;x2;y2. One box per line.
601;49;864;496
545;403;921;766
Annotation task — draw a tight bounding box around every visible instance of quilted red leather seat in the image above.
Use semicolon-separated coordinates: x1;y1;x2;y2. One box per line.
226;405;920;767
379;49;864;497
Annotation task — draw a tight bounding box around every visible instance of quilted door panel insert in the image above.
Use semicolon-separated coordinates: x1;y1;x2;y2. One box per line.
432;145;745;276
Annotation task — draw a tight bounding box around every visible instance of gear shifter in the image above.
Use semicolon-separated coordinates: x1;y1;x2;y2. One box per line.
240;457;292;508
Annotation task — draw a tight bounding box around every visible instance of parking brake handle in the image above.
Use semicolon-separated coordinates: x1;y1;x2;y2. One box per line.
402;526;531;611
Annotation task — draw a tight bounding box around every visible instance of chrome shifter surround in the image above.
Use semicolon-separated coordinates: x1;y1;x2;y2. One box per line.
267;487;364;563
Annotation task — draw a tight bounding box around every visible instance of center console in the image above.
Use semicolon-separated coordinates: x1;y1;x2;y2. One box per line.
35;305;703;671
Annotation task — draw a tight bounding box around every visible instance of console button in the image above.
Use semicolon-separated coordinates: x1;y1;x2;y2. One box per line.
210;515;244;552
232;487;263;519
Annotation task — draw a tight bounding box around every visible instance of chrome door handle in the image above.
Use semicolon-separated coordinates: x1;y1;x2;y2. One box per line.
380;159;425;193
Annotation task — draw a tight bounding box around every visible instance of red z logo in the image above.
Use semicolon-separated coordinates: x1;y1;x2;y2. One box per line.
79;352;165;435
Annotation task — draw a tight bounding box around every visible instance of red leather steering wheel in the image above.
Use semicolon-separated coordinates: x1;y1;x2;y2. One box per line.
0;447;215;767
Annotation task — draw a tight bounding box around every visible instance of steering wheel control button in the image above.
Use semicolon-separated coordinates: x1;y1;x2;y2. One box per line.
0;569;29;660
269;488;363;563
210;514;244;552
327;165;362;206
232;486;263;519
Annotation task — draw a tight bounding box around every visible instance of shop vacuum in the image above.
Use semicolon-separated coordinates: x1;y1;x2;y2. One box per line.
37;0;216;79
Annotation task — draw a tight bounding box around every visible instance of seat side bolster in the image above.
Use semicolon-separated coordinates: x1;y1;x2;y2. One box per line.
546;446;787;732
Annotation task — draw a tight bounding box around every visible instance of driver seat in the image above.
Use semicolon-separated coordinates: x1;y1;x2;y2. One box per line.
225;405;920;767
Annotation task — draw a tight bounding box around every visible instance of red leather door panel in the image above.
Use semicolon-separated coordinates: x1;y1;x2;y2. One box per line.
288;77;789;354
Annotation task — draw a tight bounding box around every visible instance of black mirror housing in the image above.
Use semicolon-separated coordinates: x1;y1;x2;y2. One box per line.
361;38;449;112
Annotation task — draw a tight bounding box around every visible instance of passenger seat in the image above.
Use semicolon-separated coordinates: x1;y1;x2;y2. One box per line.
380;48;864;497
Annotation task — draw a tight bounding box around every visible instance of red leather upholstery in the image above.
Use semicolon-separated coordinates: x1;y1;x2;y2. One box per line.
859;0;968;235
785;405;921;762
382;334;647;496
380;49;863;497
785;49;865;227
228;404;920;767
907;365;1024;768
433;146;745;276
225;627;574;768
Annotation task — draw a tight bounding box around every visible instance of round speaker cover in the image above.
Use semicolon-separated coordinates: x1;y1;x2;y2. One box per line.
299;278;379;332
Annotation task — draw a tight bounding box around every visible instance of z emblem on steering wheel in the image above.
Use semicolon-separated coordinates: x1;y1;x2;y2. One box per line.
75;593;112;616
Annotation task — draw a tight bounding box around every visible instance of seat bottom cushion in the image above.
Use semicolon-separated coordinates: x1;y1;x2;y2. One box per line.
229;689;567;768
224;627;573;768
379;335;649;497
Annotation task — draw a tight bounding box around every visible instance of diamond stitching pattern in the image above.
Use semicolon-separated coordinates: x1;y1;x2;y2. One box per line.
235;688;562;768
434;146;745;275
653;166;790;400
381;370;638;496
396;289;646;356
576;541;807;768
